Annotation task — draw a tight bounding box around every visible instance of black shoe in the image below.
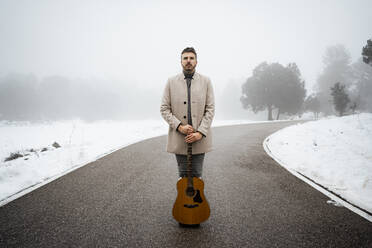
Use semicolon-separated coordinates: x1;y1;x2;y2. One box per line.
178;222;200;228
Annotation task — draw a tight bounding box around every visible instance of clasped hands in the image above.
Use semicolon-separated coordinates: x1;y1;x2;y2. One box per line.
178;124;202;143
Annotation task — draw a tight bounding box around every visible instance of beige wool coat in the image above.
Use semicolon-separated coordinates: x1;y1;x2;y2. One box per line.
160;71;215;155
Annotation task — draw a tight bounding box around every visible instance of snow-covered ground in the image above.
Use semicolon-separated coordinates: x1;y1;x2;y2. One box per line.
0;118;262;206
264;113;372;221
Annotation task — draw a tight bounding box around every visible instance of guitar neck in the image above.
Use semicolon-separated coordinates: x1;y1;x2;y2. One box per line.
187;142;193;186
186;79;193;185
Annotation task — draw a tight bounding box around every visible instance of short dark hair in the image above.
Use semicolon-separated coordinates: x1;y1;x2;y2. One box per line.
181;47;197;59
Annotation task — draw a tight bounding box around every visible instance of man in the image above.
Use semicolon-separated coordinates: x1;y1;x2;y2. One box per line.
160;47;215;178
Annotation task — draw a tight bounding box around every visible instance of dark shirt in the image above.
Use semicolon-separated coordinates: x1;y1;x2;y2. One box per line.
176;70;205;138
183;70;194;79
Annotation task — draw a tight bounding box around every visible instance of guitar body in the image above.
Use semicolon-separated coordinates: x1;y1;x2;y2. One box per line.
172;177;210;224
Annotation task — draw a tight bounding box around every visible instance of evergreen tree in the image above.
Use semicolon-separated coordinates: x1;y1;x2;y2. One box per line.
362;39;372;65
330;82;350;116
350;58;372;112
315;44;352;115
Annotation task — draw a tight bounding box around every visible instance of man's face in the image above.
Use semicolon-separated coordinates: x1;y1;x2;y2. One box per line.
181;52;197;72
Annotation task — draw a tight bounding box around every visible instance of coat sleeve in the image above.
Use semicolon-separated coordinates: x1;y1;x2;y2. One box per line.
197;78;215;137
160;78;181;130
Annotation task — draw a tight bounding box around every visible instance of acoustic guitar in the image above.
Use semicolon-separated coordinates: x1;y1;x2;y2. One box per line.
172;141;210;225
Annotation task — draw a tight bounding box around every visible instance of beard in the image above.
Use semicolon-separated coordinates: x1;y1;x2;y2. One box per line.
183;63;196;72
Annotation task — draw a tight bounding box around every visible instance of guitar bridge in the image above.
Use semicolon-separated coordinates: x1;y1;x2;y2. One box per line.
184;204;199;208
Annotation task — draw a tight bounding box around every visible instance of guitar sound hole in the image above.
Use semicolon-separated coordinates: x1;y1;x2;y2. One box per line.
186;187;195;197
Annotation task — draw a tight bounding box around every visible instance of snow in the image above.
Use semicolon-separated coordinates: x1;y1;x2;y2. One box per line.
264;113;372;221
0;118;257;206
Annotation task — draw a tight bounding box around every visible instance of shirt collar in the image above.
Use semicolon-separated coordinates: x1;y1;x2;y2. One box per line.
183;70;195;79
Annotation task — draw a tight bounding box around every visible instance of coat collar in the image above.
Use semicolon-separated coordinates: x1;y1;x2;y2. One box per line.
177;71;200;82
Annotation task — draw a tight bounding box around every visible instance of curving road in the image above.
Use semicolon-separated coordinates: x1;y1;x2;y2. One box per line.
1;121;371;247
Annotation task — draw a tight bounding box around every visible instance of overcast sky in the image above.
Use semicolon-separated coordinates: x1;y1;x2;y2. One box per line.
0;0;370;95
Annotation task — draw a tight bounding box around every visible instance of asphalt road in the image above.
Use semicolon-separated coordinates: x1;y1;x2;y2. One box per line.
1;121;371;247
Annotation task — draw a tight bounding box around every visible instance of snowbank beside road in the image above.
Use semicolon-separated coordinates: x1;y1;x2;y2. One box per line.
264;113;372;220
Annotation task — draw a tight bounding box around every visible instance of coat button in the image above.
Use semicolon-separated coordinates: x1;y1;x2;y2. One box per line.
184;116;186;119
184;101;186;104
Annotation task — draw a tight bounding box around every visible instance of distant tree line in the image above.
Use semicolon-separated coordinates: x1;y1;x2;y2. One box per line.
0;74;161;122
241;39;372;120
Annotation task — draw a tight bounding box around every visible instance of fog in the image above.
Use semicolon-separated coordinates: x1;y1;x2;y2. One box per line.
0;0;370;121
